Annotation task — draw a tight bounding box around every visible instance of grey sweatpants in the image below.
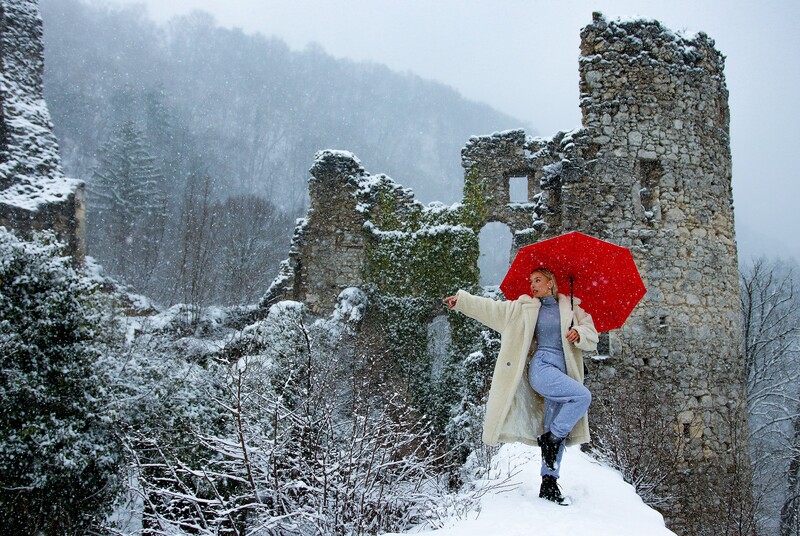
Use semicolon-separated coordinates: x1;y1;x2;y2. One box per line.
528;348;592;478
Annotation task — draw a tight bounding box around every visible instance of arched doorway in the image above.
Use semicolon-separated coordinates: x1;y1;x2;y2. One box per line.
478;222;513;287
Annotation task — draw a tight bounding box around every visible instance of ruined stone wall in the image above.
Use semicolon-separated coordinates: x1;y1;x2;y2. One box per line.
288;151;367;314
0;185;84;258
265;13;748;533
460;130;545;254
265;148;478;315
0;0;84;260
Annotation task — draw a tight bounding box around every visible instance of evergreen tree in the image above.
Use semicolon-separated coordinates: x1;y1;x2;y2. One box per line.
88;120;167;289
0;230;121;534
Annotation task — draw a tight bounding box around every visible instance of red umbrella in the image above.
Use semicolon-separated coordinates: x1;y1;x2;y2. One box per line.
500;231;646;332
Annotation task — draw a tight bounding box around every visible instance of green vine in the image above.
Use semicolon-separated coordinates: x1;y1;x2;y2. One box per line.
459;167;492;231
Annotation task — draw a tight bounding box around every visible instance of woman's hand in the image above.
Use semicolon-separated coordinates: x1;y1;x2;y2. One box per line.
566;329;581;343
443;295;458;309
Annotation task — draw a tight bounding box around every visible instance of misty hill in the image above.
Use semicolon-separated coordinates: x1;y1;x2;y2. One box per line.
41;0;526;208
39;0;526;305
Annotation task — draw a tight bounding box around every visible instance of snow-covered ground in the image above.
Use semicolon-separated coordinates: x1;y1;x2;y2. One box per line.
386;443;675;536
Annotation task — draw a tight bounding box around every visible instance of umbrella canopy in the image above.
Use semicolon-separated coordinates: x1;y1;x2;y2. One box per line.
500;231;646;332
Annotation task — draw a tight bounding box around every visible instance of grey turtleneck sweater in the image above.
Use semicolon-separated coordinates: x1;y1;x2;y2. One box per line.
534;295;563;354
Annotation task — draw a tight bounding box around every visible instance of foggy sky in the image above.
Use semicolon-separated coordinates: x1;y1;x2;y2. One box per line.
103;0;800;263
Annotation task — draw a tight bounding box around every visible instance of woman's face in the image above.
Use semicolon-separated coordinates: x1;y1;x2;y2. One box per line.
529;271;553;298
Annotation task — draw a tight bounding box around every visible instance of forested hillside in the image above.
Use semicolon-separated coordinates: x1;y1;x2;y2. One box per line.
40;0;524;305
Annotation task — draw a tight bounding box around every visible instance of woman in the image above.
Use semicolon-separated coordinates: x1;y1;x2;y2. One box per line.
443;268;598;505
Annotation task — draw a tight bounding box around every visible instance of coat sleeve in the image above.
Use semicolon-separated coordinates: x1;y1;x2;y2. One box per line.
453;289;515;334
572;305;599;352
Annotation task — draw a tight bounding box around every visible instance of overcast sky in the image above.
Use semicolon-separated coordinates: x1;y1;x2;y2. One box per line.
104;0;800;263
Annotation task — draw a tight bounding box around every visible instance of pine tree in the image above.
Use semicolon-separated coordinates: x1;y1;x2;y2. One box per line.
88;120;167;288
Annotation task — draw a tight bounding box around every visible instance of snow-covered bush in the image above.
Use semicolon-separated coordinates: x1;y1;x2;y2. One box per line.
445;328;500;482
123;290;451;534
588;379;678;508
0;229;121;534
94;306;234;533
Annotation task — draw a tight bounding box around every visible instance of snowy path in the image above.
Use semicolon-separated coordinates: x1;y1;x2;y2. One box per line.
385;443;676;536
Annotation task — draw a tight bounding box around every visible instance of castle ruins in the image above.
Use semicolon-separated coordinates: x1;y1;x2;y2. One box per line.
268;13;747;533
1;0;748;530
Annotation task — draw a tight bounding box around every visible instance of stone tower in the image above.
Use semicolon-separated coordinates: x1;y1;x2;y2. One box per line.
572;14;746;530
266;13;748;533
0;0;84;259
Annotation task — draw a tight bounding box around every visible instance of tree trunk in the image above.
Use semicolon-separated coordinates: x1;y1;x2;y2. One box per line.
781;413;800;536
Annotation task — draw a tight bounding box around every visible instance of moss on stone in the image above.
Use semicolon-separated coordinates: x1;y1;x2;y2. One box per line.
364;223;478;298
458;167;492;231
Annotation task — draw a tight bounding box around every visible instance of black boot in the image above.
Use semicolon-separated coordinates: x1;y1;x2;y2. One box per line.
539;474;568;505
537;431;564;471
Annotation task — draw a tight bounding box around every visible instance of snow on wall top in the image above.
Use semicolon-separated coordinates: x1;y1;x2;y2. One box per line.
580;12;725;76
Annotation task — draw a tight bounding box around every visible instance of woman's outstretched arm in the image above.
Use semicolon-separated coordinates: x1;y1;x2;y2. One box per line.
445;290;517;334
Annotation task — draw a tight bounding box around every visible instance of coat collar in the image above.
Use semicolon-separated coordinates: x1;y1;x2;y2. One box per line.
557;292;581;306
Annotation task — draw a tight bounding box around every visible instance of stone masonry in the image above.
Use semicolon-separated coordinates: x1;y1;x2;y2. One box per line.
266;13;747;533
287;150;368;311
0;0;84;260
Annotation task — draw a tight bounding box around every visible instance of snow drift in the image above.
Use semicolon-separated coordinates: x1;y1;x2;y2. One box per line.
385;443;675;535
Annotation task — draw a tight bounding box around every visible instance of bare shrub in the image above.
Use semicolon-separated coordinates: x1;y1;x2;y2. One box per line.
588;378;679;508
126;294;453;535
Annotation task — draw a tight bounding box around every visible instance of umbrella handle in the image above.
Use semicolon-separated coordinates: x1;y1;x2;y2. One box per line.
569;276;575;330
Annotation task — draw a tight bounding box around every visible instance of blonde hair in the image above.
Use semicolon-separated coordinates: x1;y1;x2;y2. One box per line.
530;267;558;296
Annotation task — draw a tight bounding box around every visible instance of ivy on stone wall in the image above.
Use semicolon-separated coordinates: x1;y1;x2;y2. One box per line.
357;173;490;438
458;167;493;231
364;223;478;298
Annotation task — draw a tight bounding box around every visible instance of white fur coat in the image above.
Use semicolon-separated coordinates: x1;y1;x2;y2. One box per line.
454;290;599;446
